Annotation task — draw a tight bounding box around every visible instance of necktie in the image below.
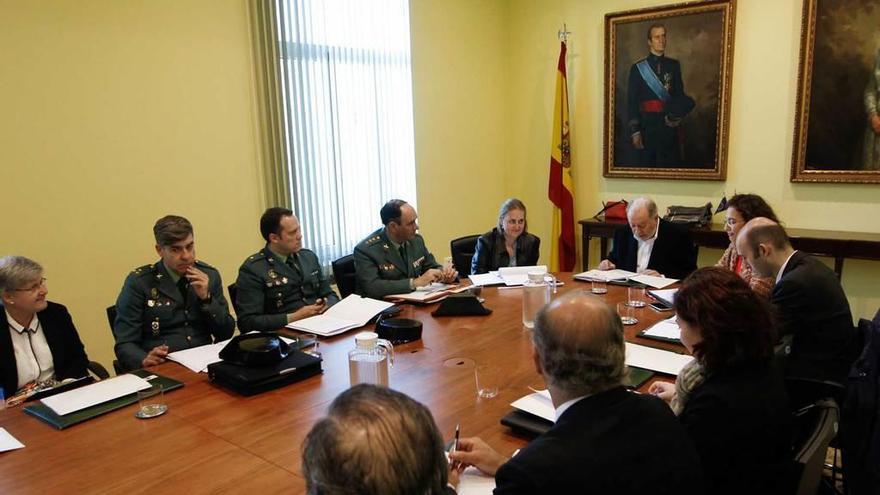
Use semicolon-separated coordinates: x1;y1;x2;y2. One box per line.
398;244;406;263
288;254;302;276
177;277;188;301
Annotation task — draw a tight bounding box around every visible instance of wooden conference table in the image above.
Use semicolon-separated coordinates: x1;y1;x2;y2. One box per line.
0;274;684;494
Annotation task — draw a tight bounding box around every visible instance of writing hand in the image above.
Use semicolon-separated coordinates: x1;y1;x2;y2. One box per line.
142;344;170;368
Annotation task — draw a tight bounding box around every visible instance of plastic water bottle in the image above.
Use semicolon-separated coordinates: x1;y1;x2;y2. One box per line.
348;332;394;387
522;271;557;329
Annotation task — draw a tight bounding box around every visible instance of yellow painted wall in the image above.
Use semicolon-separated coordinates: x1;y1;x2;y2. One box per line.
410;0;511;255
0;0;265;369
425;0;878;321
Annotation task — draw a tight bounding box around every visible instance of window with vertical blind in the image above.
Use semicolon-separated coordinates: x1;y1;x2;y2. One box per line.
274;0;417;267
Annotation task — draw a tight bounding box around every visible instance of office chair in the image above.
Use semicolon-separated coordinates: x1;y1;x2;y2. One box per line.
105;305;125;375
86;361;110;380
331;255;357;298
449;234;480;277
227;283;240;315
790;398;840;495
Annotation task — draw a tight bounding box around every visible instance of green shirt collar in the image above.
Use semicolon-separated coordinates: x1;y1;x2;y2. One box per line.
267;245;295;264
162;261;182;283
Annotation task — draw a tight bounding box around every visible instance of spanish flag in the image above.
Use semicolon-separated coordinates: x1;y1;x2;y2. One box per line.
548;41;575;272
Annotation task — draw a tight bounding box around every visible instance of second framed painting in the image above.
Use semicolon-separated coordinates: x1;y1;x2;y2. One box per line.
603;0;736;180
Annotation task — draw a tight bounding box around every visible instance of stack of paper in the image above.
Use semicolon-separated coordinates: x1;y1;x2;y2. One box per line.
629;274;678;289
640;317;682;342
573;269;637;282
456;466;496;495
0;428;25;452
167;339;231;373
509;388;555;423
468;272;504;286
288;294;394;336
624;342;692;376
498;266;548;286
649;288;678;307
40;374;152;416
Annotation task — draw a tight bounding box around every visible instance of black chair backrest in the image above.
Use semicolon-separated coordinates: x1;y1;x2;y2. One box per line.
791;398;840;495
841;308;880;494
105;306;124;375
332;255;356;298
450;234;480;276
227;283;240;315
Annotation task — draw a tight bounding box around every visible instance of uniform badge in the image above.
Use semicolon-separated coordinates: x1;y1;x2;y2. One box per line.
150;288;159;298
266;281;273;287
151;319;160;336
268;269;278;280
147;299;155;307
413;256;425;268
281;277;288;284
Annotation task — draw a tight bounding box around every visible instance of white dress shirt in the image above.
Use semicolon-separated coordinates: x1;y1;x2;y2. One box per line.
635;219;660;273
555;395;588;421
6;310;55;390
775;250;799;285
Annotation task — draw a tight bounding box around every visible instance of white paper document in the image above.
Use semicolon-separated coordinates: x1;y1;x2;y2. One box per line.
468;272;504;286
573;269;637;282
456;465;496;495
288;294;394;336
625;343;693;376
641;318;682;341
499;265;548;286
629;274;678;289
649;288;678;307
0;428;25;452
41;374;151;416
509;389;555;423
167;339;231;373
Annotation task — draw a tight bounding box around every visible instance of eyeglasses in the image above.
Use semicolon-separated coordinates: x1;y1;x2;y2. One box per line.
12;278;47;292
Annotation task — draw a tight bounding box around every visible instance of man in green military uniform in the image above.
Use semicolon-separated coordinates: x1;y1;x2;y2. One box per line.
113;215;235;371
235;207;339;332
354;199;457;299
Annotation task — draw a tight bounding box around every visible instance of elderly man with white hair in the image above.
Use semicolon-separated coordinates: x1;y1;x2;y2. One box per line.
598;197;697;279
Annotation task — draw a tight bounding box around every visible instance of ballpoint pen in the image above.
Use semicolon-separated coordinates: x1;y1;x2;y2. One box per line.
451;423;461;469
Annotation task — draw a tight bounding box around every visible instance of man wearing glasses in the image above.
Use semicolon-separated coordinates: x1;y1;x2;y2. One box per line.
112;215;235;371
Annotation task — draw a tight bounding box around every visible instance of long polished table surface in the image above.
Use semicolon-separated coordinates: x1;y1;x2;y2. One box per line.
0;274;685;494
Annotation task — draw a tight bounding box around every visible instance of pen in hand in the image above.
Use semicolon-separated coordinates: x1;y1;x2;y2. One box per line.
451;423;461;470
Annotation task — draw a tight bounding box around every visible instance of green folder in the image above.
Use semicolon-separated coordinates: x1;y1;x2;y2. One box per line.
625;366;654;389
23;370;183;430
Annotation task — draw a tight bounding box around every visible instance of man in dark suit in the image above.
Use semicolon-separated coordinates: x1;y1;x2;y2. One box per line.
598;197;697;279
737;218;857;405
449;291;702;494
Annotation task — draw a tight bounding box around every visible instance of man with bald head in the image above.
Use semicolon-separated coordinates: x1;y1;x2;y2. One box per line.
450;291;702;494
736;218;856;404
354;199;457;299
598;197;697;279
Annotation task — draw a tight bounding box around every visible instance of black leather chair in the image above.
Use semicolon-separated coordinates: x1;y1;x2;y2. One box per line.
105;305;125;375
332;255;357;298
227;283;240;315
450;234;480;276
791;398;840;495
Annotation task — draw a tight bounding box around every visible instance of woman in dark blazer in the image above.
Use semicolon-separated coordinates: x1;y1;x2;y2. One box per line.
649;267;792;495
471;198;540;274
0;256;90;399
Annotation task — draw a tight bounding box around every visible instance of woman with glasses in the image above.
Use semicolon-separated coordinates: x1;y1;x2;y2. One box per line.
0;256;90;399
649;267;791;495
716;193;778;297
471;198;540;275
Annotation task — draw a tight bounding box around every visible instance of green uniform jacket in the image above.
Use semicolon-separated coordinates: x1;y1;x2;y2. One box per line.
113;260;235;371
353;227;441;299
235;247;339;332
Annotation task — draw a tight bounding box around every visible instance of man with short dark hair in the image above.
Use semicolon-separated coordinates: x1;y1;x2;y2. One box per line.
598;197;697;279
736;217;856;404
113;215;235;371
354;199;456;299
302;384;455;495
450;291;702;494
235;207;338;332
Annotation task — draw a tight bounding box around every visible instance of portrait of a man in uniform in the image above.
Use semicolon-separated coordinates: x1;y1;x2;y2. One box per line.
604;1;735;180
